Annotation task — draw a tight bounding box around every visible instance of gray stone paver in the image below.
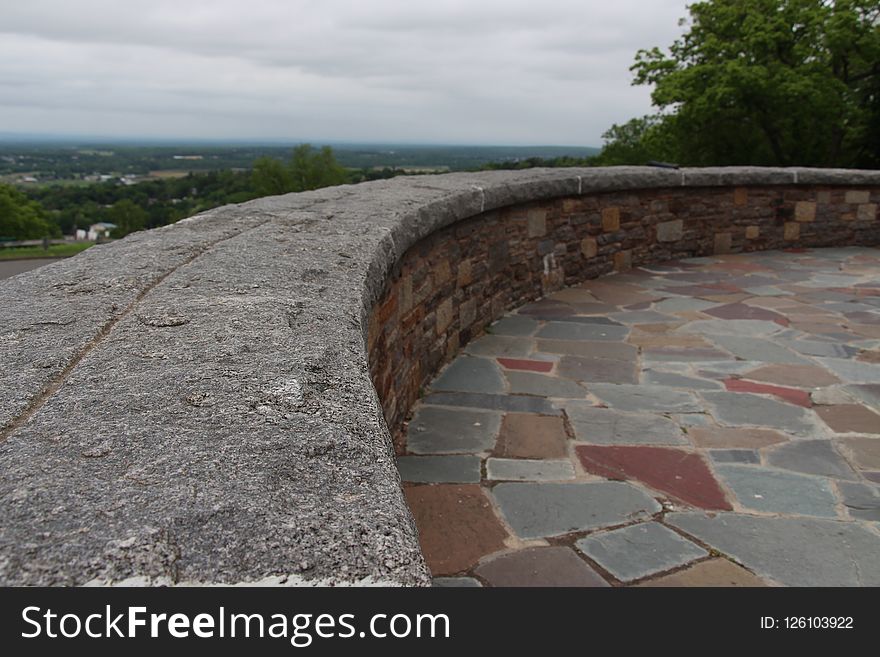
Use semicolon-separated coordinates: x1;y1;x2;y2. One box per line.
402;247;880;587
406;405;500;454
715;464;839;517
493;482;662;539
667;512;880;586
703;391;821;437
486;458;575;481
431;356;505;394
397;455;482;483
576;522;708;582
563;404;688;445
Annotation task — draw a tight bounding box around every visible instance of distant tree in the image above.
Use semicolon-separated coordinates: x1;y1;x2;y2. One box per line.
604;0;880;167
251;145;348;196
0;184;54;240
109;198;148;238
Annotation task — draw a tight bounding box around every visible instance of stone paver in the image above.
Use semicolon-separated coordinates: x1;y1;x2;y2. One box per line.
704;391;820;437
564;405;688;445
715;464;838;517
667;512;880;586
576;522;708;582
431;356;505;394
494;413;568;459
404;485;509;575
493;482;661;539
397;455;482;483
486;458;575;481
400;248;880;586
764;440;857;480
576;445;732;510
406;405;500;454
815;404;880;434
636;558;767;587
475;547;609;587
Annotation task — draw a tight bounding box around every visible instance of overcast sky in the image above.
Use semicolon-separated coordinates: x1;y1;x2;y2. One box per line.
0;0;690;146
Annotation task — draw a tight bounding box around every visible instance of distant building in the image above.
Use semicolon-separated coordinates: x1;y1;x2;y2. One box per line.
87;222;117;241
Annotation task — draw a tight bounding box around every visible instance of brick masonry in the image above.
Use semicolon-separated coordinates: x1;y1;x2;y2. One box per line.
369;185;880;443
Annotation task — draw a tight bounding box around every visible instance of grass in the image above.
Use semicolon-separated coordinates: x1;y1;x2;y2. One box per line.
0;242;94;260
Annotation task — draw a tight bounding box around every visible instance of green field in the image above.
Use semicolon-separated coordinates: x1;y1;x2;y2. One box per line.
0;242;93;260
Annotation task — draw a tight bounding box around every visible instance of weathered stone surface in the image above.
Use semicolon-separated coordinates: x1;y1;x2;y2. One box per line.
557;355;638;384
486;458;575;481
642;370;723;391
656;219;684;242
464;335;534;358
537;339;637;360
397;455;482;483
765;440;857;480
837;482;880;521
564;404;688;445
537;322;630;342
405;485;508;576
709;449;761;464
432;577;482;587
407;405;501;454
490;315;539;336
3;167;880;586
576;445;732;510
839;437;880;469
505;371;587;398
703;392;820;437
743;363;840;388
588;383;703;413
576;522;707;582
492;482;661;539
475;547;609;587
431;356;505;394
715;464;838;516
709;335;810;364
815;404;880;434
495;414;569;459
637;558;767;587
667;512;880;586
689;428;791;451
422;391;559;414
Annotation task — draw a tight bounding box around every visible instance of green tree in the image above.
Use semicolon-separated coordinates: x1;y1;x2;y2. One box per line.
251;145;348;196
109;198;148;238
0;184;54;240
607;0;880;166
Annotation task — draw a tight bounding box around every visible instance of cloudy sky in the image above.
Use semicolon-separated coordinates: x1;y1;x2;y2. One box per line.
0;0;690;146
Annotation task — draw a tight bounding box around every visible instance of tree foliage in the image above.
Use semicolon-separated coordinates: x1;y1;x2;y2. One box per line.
252;144;347;196
600;0;880;167
0;184;55;240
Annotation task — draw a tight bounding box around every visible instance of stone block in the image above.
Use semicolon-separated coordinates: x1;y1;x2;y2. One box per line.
713;232;732;254
745;225;760;239
435;298;454;334
527;208;547;237
733;187;748;205
784;222;800;240
857;203;877;221
601;206;620;232
613;249;632;271
656;219;683;242
845;190;871;204
581;237;598;259
795;201;816;222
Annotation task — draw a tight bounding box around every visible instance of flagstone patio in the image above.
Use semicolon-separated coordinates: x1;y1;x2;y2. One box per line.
399;247;880;587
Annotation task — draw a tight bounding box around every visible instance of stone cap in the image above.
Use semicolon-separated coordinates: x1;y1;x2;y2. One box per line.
0;166;877;586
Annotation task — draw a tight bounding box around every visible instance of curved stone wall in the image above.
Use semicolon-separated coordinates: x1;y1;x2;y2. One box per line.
0;167;878;586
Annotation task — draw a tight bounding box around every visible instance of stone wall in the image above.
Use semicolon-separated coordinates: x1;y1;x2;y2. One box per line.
1;166;878;586
369;184;880;448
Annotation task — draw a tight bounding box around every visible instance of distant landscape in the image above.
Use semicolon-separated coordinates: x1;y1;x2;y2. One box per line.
0;141;601;248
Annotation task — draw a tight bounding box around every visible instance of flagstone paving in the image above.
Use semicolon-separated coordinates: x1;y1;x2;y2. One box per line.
397;247;880;587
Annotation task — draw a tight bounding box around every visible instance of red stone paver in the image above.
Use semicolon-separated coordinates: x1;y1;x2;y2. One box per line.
723;378;812;408
815;405;880;434
497;357;554;373
404;484;509;575
575;445;733;510
495;413;569;459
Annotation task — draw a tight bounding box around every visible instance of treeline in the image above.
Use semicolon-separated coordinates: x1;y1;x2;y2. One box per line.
0;146;405;240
